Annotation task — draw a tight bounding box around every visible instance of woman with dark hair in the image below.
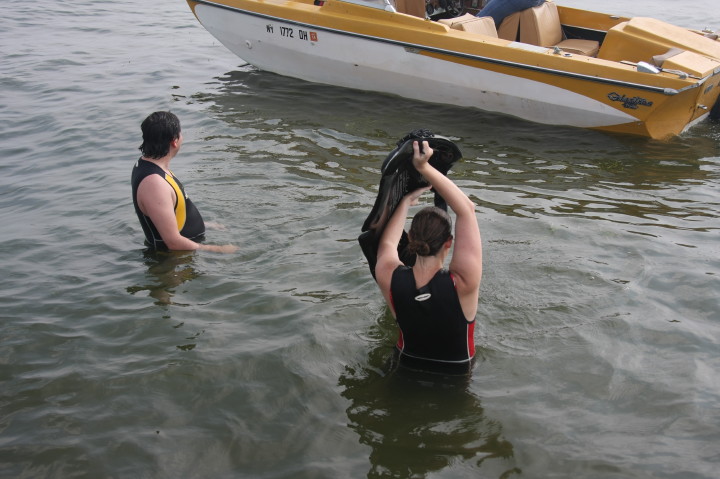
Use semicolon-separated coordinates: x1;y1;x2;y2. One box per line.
375;141;482;368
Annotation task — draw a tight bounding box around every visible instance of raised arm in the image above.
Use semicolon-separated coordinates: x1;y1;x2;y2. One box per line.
375;186;430;307
413;141;482;314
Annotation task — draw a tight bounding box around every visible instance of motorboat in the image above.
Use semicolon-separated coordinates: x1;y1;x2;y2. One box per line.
185;0;720;139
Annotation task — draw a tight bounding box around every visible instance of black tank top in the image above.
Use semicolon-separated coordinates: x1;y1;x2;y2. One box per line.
390;266;475;364
131;159;205;249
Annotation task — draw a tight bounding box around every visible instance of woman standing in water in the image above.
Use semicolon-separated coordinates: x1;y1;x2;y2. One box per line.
375;140;482;368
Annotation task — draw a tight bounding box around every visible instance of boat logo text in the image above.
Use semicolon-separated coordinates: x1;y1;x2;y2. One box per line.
607;92;653;109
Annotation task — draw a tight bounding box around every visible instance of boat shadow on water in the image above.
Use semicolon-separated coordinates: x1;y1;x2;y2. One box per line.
207;66;720;144
195;66;719;194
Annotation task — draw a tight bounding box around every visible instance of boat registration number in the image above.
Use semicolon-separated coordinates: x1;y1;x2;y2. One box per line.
267;24;318;42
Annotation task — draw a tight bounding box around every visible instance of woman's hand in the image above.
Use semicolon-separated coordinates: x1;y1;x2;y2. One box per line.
403;186;431;206
412;140;433;171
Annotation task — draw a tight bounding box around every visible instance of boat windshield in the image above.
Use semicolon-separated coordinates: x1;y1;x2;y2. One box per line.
337;0;397;11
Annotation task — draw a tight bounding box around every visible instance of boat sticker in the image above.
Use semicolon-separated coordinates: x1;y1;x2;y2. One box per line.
266;24;318;42
608;92;653;109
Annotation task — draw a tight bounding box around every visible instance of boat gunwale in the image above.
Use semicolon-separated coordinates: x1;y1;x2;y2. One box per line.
190;0;713;96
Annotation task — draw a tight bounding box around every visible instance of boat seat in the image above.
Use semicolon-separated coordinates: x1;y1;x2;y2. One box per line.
651;47;684;67
394;0;426;18
498;12;521;41
517;1;600;56
597;17;720;63
439;14;498;37
657;50;720;77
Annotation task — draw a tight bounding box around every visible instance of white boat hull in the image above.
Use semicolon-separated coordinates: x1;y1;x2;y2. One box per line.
195;4;636;128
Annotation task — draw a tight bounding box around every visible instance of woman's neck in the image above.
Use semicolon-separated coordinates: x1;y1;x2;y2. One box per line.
412;254;444;287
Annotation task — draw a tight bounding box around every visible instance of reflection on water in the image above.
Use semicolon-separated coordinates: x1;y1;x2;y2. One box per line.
461;151;720;232
339;312;520;478
200;66;720;262
126;250;201;306
203;67;719;188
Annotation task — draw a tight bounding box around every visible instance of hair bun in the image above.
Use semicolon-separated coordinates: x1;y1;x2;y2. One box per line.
408;240;431;256
407;206;452;257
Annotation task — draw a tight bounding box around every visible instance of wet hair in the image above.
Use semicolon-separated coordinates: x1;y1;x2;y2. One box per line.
139;111;181;159
407;206;453;257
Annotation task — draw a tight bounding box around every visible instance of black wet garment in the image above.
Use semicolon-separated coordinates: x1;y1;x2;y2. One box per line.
358;130;462;278
390;265;475;364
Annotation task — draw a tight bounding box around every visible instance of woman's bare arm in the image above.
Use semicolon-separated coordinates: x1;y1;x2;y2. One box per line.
413;141;482;317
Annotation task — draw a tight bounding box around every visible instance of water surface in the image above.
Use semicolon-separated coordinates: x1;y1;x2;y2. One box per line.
0;0;719;478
